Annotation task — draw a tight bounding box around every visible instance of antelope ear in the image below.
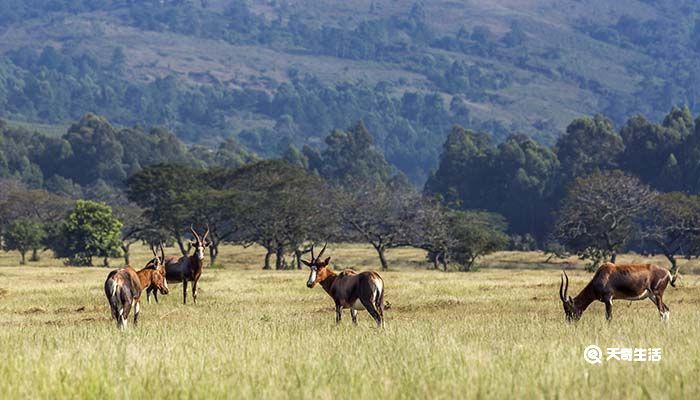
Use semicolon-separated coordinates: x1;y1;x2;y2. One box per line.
323;257;331;266
301;259;312;267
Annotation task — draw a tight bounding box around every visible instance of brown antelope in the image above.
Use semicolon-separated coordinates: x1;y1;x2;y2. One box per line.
145;245;169;304
104;247;169;329
559;262;675;322
303;244;385;328
151;225;210;305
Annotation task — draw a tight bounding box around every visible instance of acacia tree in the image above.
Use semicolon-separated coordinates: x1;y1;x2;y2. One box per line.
640;192;700;274
330;179;418;270
405;196;454;270
554;170;657;269
127;163;204;256
224;160;324;270
180;188;240;267
113;203;148;266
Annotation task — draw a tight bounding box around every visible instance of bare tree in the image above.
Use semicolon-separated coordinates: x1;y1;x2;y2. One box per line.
554;170;657;269
113;203;147;266
404;197;453;271
330;180;417;270
640;192;700;275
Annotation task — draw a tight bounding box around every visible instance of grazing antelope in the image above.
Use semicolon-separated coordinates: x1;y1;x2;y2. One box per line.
104;247;169;329
152;225;210;305
303;244;385;328
559;262;674;322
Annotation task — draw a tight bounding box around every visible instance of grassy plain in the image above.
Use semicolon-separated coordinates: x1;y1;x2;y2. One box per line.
1;244;699;399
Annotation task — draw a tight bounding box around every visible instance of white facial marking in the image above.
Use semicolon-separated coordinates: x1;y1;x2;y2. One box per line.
307;268;317;287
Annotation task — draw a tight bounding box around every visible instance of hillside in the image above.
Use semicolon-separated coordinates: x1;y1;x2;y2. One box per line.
0;0;699;182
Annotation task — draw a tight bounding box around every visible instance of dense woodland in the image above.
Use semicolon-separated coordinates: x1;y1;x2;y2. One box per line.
2;106;700;271
2;1;700;270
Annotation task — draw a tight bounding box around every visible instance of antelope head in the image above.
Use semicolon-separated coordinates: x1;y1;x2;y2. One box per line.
189;225;211;261
150;244;169;295
302;243;331;288
559;271;580;321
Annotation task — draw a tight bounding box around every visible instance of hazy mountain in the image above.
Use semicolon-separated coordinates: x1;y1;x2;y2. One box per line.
1;0;699;182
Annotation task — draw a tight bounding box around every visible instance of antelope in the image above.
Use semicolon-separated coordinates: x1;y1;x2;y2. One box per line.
146;245;169;304
303;244;385;328
559;262;675;322
151;225;210;305
104;246;169;329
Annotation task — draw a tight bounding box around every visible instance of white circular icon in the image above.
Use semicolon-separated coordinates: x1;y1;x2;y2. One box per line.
583;345;603;364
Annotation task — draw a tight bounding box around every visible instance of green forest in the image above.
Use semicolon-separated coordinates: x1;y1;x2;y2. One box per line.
3;1;700;270
3;107;700;272
2;1;700;182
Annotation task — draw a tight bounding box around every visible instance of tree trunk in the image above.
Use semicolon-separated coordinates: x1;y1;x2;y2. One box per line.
431;252;439;270
374;244;388;271
30;248;40;262
122;243;131;266
275;245;285;270
19;251;26;265
176;235;188;256
263;248;273;270
295;249;303;270
441;252;449;272
209;242;219;267
610;252;617;263
103;256;110;268
462;255;476;272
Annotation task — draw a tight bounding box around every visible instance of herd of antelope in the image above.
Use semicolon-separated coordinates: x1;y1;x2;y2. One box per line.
104;227;679;330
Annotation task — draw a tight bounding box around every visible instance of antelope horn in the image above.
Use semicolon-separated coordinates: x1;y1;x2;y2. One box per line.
160;243;165;262
151;245;158;258
318;242;328;259
564;271;569;299
203;224;210;242
190;224;201;242
310;245;315;262
559;272;566;302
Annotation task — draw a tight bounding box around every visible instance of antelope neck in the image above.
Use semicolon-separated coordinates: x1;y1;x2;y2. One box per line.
318;268;338;296
573;286;597;312
136;269;156;289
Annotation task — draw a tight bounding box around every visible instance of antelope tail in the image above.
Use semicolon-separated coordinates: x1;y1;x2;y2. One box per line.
375;282;385;313
106;278;123;319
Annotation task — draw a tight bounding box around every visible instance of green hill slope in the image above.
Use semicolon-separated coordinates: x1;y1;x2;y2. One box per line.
0;0;698;182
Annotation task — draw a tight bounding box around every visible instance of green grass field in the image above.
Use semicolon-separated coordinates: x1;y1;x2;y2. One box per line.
1;244;699;399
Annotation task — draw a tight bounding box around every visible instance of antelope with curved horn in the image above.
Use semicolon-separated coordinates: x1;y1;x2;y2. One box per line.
104;247;169;329
303;243;385;328
559;262;673;322
153;225;210;304
145;244;169;304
